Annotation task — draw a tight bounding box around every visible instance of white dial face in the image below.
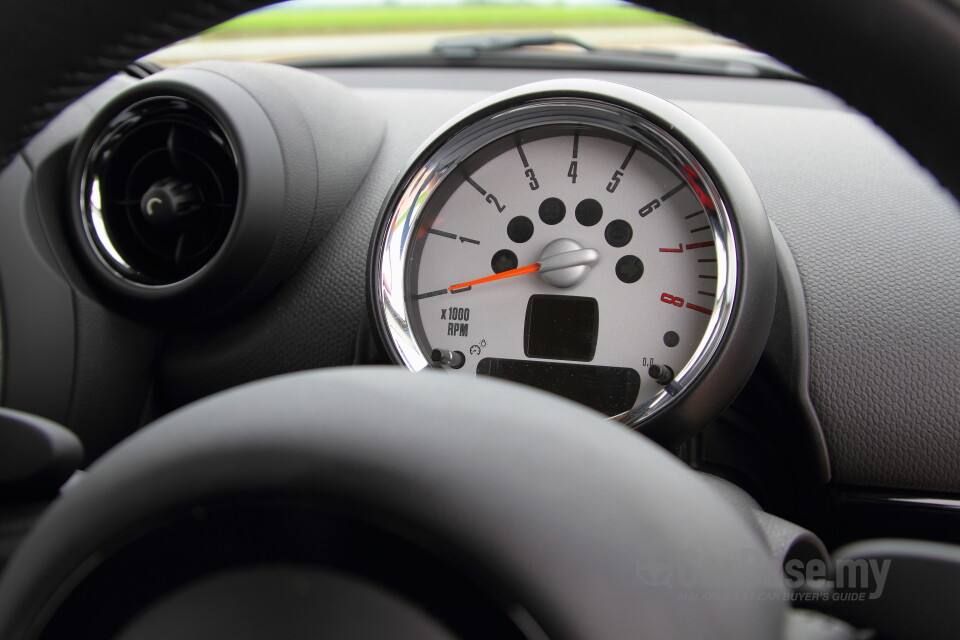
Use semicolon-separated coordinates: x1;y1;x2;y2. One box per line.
403;125;728;417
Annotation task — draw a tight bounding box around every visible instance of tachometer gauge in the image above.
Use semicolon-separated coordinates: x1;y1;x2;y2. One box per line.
370;80;776;439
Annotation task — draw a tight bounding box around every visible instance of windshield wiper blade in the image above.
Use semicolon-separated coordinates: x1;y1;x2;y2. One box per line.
428;31;804;80
432;32;596;57
290;31;806;82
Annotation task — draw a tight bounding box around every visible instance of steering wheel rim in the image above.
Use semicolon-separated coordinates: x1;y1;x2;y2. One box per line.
0;368;784;639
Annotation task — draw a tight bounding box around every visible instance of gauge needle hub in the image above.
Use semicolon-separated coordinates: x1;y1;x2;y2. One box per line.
539;247;600;273
448;241;599;291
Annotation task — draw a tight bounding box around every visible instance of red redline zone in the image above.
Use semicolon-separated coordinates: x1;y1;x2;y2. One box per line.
682;165;716;212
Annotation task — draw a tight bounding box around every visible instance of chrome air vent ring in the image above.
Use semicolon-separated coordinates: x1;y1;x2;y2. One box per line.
78;96;239;287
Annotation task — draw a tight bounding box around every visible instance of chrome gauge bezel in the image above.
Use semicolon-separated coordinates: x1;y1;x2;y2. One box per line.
369;80;776;439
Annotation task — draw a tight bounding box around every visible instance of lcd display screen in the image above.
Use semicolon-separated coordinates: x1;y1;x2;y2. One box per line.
476;358;640;417
523;295;599;362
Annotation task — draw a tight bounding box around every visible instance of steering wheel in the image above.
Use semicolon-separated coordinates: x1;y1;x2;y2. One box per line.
0;1;956;639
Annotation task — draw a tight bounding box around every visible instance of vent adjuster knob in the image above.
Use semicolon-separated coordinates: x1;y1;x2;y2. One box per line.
140;177;202;230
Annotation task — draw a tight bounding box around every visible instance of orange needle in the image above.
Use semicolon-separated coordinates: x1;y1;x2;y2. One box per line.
446;247;601;292
448;263;540;291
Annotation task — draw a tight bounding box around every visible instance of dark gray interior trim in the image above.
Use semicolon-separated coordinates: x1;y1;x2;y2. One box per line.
0;157;75;424
0;408;82;497
826;538;960;640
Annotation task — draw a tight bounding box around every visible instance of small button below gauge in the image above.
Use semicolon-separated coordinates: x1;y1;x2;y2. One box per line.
648;364;675;385
431;348;466;369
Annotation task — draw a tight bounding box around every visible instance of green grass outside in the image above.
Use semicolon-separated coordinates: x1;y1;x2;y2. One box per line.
203;4;684;38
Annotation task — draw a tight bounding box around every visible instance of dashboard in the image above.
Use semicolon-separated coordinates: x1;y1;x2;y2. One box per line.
4;62;957;496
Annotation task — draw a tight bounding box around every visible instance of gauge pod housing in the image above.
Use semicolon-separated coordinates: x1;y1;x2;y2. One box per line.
369;79;776;441
70;61;384;324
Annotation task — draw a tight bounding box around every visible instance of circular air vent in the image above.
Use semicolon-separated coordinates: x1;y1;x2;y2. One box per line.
79;97;239;286
69;62;384;324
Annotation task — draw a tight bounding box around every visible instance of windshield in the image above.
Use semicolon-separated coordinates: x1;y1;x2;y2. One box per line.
145;0;752;67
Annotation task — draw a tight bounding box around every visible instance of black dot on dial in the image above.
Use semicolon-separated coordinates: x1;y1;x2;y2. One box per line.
507;216;534;243
491;249;518;274
604;219;633;248
575;198;603;226
539;197;566;225
663;331;680;348
615;255;644;283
